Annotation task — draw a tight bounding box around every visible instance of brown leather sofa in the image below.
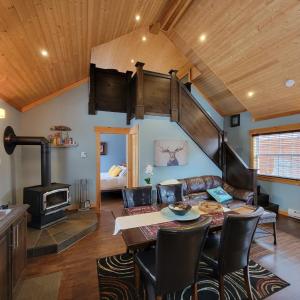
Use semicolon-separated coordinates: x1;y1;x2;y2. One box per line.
178;175;255;209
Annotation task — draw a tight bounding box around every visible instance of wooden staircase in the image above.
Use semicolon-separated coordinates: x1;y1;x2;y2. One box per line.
89;62;257;195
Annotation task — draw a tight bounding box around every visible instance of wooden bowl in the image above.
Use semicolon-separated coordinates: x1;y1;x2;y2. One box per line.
168;202;191;216
199;201;223;214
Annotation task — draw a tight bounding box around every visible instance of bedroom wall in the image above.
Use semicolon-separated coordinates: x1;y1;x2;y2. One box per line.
20;83;222;204
224;112;300;211
0;99;22;205
100;134;126;172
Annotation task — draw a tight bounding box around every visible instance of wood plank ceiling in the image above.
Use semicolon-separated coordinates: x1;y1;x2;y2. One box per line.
168;0;300;120
91;26;188;74
0;0;169;111
1;0;300;121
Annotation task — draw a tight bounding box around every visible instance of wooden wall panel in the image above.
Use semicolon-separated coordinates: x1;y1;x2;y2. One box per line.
179;86;221;165
143;72;171;116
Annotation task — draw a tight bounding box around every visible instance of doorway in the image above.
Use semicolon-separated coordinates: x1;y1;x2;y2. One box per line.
94;126;139;211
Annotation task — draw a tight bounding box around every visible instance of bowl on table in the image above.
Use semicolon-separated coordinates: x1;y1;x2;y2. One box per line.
168;202;191;216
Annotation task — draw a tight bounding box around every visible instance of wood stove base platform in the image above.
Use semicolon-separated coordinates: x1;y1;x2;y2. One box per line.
27;210;98;257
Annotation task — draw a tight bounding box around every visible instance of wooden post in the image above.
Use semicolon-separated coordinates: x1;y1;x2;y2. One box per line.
89;64;96;115
169;69;179;122
126;71;133;125
135;62;145;119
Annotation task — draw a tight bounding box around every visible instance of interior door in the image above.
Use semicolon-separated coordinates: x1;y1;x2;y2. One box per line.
127;125;139;187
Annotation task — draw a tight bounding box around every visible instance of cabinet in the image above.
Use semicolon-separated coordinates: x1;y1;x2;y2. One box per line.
12;214;27;289
0;231;10;300
0;206;28;300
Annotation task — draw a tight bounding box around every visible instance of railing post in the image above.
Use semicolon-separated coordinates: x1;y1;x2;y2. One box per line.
135;62;145;119
88;64;96;115
126;71;133;125
169;69;179;122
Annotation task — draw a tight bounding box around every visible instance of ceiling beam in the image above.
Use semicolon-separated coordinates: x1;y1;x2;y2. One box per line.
21;77;88;112
149;0;193;34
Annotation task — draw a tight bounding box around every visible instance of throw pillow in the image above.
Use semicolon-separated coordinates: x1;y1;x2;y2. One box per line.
108;165;117;176
110;166;122;177
207;186;232;203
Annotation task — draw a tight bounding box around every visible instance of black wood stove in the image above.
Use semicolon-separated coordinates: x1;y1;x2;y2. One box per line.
3;126;71;229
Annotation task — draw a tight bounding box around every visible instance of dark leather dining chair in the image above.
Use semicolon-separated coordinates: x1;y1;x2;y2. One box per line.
156;183;183;204
122;186;153;208
135;216;212;300
203;207;264;300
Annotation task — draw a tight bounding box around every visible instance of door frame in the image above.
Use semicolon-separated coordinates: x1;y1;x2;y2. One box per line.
94;125;139;212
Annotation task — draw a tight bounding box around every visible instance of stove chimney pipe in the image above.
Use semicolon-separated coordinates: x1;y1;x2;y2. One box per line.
3;126;51;187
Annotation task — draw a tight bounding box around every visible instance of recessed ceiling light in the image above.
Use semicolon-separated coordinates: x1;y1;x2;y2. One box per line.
40;49;49;57
142;36;147;42
247;91;255;98
135;15;140;22
285;79;295;88
199;34;207;42
130;59;134;63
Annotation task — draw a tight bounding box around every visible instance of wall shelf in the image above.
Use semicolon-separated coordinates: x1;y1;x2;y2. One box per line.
50;143;78;148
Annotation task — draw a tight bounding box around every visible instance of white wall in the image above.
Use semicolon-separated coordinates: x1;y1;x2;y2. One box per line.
0;100;22;205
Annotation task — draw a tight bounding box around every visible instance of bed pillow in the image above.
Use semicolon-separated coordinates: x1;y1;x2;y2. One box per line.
110;166;122;177
207;186;232;203
119;167;127;177
108;165;117;176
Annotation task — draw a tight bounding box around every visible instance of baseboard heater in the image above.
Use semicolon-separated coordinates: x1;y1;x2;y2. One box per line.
288;208;300;220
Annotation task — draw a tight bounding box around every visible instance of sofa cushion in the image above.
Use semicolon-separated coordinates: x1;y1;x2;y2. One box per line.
187;192;210;201
181;176;223;194
223;183;254;205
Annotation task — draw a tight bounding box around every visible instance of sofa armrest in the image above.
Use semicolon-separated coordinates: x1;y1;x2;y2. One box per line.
223;182;254;205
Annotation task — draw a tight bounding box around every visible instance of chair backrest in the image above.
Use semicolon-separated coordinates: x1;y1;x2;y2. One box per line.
155;216;212;295
218;207;264;274
122;186;153;208
156;183;183;204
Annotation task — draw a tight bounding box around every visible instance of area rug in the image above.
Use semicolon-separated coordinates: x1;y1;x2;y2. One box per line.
15;272;62;300
97;253;289;300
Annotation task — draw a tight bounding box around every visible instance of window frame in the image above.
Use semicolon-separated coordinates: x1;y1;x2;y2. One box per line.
249;123;300;186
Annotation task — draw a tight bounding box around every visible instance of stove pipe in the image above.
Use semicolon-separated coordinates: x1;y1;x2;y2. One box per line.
3;126;51;187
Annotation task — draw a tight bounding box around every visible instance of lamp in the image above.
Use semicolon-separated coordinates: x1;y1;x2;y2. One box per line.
0;108;5;119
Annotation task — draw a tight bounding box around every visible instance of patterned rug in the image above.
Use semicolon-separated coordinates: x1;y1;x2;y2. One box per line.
97;253;289;300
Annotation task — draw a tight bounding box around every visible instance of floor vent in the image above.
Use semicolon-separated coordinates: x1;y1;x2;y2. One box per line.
288;208;300;220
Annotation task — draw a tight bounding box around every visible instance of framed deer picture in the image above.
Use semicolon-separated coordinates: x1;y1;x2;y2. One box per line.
154;140;188;167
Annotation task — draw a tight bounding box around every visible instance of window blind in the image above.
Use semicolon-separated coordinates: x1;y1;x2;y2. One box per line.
252;131;300;180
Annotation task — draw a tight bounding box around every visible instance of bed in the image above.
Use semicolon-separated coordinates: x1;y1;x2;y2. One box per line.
100;172;127;191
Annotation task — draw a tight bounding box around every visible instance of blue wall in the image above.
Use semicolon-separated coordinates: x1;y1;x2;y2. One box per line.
132;115;221;185
100;134;126;172
0;99;22;205
191;86;224;130
19;83;222;204
224;112;300;211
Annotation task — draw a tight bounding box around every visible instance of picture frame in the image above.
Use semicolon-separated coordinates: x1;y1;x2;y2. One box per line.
100;142;107;155
154;140;188;167
230;114;240;127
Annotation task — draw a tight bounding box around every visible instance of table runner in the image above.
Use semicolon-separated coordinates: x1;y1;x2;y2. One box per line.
113;205;230;235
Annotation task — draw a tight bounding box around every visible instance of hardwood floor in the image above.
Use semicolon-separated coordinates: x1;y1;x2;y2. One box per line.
24;195;300;299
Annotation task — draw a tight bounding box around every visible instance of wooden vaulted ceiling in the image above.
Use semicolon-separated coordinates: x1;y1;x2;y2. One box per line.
168;0;300;120
91;26;188;74
1;0;300;121
0;0;169;111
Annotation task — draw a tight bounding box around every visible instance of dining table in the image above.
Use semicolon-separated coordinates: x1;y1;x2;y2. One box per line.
113;202;253;251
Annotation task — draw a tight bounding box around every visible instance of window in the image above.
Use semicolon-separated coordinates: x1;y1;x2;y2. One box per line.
250;124;300;185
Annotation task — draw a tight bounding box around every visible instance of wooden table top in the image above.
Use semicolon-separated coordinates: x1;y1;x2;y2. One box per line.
118;204;239;251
